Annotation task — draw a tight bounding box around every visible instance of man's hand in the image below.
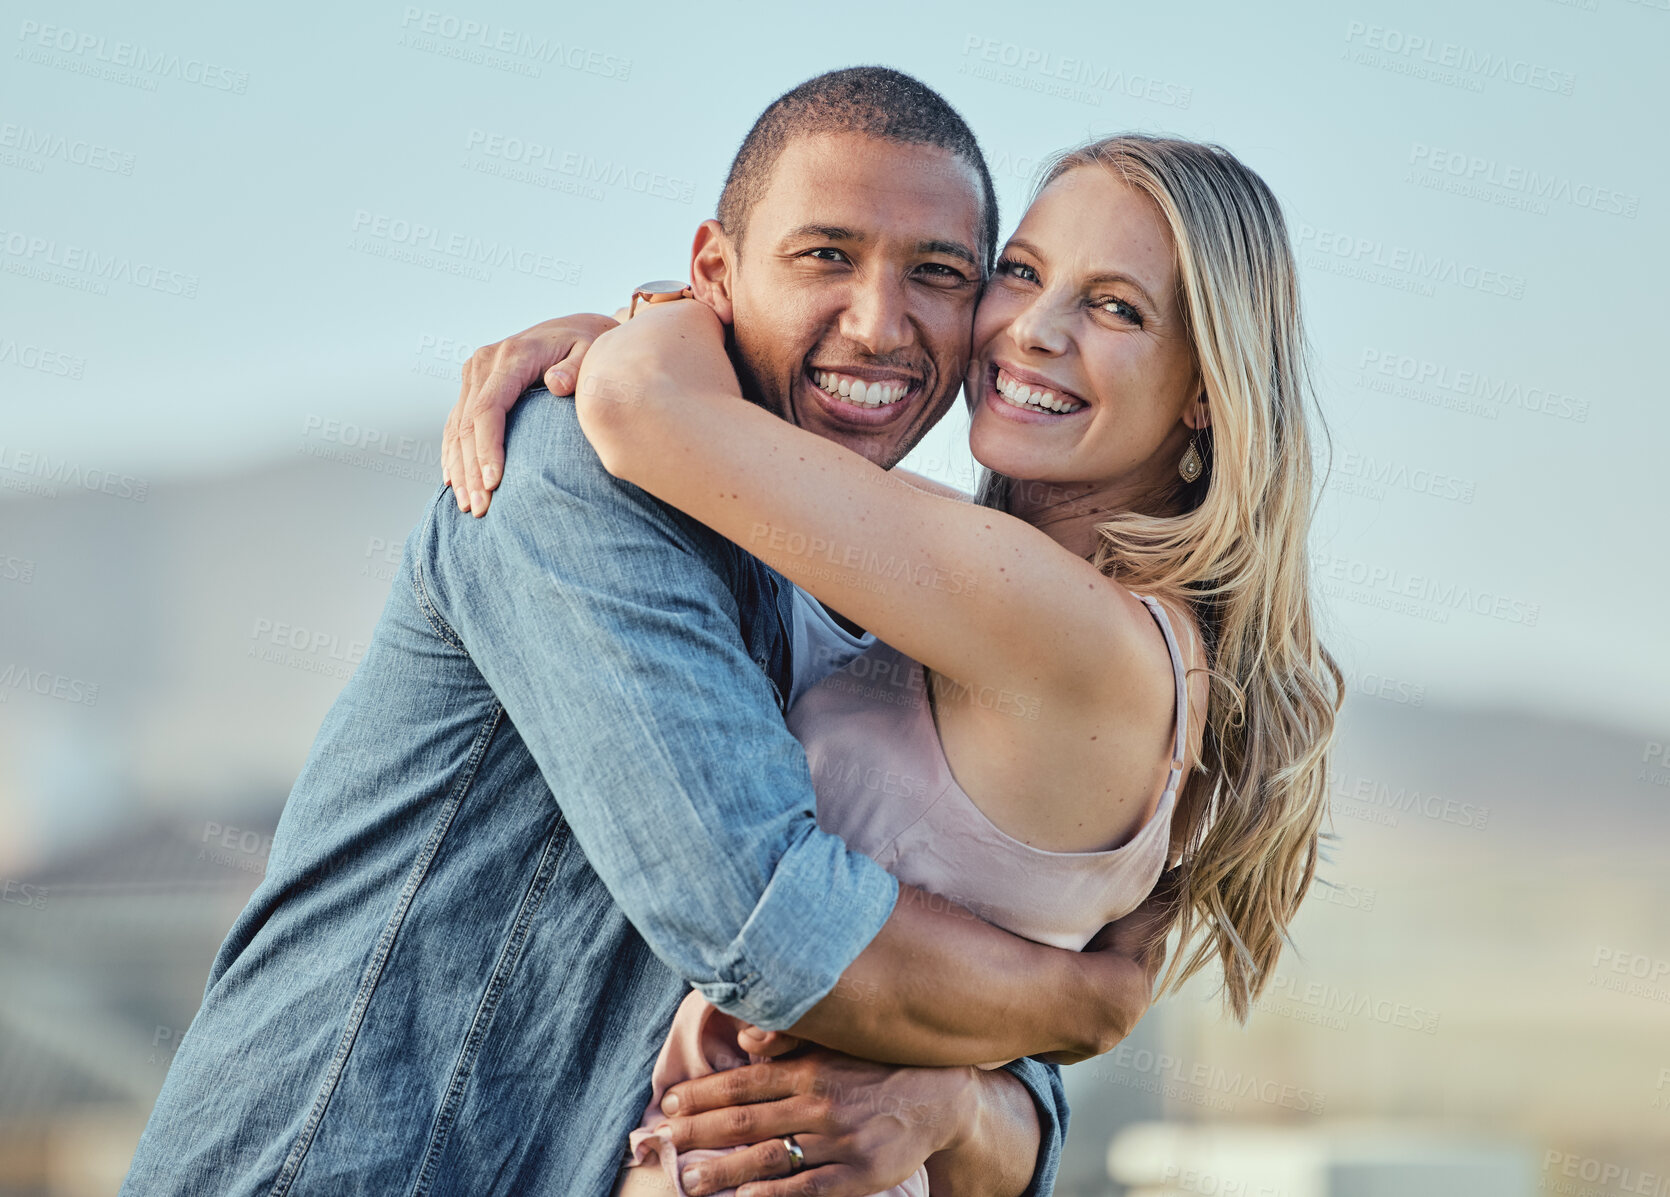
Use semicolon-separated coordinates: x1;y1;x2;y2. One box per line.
441;313;617;517
649;1048;975;1197
1038;866;1185;1065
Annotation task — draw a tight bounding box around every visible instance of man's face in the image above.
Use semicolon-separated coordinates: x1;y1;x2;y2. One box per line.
722;132;986;468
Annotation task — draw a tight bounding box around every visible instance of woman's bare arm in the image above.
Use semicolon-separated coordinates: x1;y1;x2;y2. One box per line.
575;301;1162;728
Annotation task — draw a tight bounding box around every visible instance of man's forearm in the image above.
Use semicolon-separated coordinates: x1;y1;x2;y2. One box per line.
925;1067;1044;1197
785;883;1107;1066
787;873;1181;1068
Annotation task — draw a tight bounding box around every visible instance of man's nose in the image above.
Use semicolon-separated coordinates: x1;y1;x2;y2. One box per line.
839;274;913;357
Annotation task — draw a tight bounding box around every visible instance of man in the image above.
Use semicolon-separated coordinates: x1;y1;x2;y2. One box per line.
122;68;1164;1197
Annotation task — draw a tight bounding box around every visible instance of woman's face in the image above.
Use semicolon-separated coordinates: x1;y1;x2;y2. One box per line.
968;166;1205;502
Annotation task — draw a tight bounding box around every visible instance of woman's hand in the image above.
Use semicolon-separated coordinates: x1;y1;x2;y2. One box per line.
441;312;617;517
574;297;735;415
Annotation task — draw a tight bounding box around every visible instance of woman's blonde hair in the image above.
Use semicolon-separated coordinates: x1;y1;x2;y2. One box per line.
982;134;1343;1021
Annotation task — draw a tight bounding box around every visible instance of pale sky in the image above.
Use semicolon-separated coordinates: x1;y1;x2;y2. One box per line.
2;0;1665;733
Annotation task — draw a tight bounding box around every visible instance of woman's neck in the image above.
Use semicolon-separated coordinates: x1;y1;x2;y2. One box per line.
1004;473;1185;559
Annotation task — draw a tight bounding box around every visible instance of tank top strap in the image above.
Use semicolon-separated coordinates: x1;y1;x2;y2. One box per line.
1130;593;1190;795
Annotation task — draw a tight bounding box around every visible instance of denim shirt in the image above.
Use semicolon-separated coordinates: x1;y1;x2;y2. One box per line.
120;390;1067;1197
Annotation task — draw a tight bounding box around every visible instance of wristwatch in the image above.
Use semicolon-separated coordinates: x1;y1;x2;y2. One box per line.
628;279;694;318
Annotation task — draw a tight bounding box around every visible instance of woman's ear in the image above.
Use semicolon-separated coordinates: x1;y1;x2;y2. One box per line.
1184;393;1211;431
689;220;735;325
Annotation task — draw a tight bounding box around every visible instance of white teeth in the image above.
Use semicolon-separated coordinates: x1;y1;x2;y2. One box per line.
995;368;1081;414
812;371;910;407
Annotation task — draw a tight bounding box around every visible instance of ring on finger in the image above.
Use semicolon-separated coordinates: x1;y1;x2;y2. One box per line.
782;1135;806;1174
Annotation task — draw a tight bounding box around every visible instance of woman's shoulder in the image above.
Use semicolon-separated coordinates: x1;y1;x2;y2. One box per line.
935;583;1210;854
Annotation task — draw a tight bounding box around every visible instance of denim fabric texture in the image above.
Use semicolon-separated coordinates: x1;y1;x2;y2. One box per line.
120;390;1066;1197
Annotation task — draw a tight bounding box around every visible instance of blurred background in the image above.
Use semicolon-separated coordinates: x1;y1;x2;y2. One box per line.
0;0;1665;1193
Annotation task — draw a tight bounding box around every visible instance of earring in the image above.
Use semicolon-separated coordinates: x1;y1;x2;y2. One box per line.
1178;432;1204;483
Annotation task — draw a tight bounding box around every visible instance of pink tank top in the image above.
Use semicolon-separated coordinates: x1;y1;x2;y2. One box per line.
786;593;1189;951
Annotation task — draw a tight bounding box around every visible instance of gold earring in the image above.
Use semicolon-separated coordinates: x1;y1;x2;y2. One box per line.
1178;431;1204;483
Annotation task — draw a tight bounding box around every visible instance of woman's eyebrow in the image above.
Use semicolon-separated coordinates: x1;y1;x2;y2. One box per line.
1007;237;1158;308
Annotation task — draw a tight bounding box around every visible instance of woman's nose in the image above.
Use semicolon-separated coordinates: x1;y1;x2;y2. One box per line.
1007;294;1071;357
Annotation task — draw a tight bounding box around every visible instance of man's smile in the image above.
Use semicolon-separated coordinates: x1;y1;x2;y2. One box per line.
799;363;927;428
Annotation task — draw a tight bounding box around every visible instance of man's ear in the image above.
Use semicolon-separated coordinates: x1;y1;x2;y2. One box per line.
689;219;736;325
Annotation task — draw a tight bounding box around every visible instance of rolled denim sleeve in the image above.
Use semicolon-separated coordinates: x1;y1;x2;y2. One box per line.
1002;1057;1068;1197
419;390;898;1030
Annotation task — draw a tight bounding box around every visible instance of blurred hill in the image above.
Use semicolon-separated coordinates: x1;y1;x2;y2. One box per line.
2;438;1667;1195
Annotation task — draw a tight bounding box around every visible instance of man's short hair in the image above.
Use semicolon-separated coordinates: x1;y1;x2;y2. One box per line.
717;66;999;271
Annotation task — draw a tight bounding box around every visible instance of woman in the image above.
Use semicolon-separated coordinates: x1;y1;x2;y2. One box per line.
444;135;1341;1195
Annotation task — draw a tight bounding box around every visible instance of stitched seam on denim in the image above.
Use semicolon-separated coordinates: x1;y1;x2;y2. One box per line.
264;702;505;1197
406;816;569;1197
412;494;465;651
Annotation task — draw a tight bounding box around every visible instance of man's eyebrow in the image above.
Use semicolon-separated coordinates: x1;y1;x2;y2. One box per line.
918;239;980;270
1006;237;1159;308
779;225;980;271
781;224;862;243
